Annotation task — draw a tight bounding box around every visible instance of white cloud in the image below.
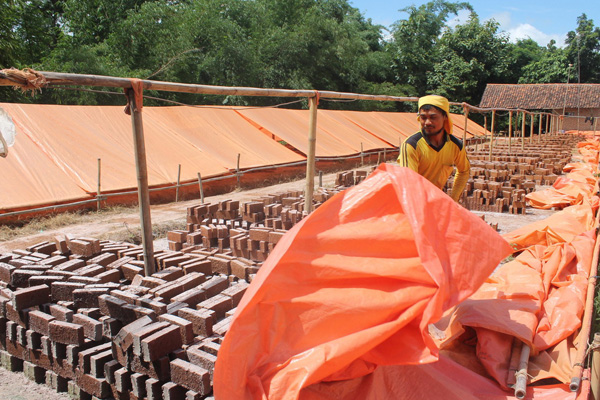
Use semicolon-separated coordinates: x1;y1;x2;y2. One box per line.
506;23;566;47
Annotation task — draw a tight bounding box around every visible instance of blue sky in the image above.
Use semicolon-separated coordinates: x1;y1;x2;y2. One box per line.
349;0;599;47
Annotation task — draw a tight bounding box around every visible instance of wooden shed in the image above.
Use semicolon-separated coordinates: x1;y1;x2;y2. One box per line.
479;83;600;131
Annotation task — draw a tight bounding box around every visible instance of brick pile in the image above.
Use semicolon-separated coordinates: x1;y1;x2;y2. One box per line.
446;139;577;213
0;148;573;398
0;235;254;399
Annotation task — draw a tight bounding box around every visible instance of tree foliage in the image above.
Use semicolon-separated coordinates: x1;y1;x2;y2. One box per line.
1;1;599;108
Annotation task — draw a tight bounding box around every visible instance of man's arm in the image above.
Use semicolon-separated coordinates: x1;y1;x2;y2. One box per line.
450;148;470;202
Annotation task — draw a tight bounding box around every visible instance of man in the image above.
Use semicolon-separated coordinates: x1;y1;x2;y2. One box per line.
398;95;470;202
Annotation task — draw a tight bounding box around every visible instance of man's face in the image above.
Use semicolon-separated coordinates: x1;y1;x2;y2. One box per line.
418;108;446;136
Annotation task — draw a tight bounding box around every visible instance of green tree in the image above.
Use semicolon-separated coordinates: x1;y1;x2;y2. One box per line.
387;0;473;95
518;42;570;83
565;13;600;83
427;14;511;105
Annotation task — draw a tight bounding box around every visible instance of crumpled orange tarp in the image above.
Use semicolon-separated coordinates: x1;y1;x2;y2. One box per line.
527;140;600;210
213;164;512;399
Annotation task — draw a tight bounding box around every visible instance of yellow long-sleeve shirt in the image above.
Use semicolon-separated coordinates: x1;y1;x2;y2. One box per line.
397;131;470;201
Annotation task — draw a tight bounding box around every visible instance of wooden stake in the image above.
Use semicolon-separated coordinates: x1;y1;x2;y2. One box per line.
236;153;241;189
97;158;101;211
591;333;600;399
463;107;469;142
197;173;204;204
488;110;495;162
128;89;154;277
176;164;181;202
521;112;526;152
514;343;531;399
304;96;318;214
360;142;364;166
508;111;513;155
529;113;534;144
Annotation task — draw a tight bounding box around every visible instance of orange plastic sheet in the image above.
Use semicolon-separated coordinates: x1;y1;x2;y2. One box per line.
527;140;600;210
1;103;485;212
502;204;596;251
431;228;594;389
213;164;513;399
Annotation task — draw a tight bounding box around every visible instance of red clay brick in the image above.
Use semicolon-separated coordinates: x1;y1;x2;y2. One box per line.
170;358;211;395
49;320;84;346
11;284;50;311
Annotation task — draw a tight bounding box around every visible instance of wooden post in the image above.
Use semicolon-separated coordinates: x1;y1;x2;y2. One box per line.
197;172;204;204
175;164;181;202
383;147;387;162
546;113;550;137
514;343;531;399
592;333;600;399
521;112;526;152
463;106;469;143
508;111;513;155
304;96;318;214
128;89;154;277
530;113;534;144
97;158;102;211
538;114;542;143
319;170;323;188
236;153;241;189
360;142;364;166
488;110;495;162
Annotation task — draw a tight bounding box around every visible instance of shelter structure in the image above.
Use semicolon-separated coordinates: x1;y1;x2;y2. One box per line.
480;83;600;131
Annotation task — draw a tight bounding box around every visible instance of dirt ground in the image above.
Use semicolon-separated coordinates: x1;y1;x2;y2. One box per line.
0;166;558;398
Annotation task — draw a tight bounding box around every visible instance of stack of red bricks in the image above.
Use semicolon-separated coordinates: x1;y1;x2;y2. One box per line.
450;139;575;213
168;187;345;263
0;234;256;399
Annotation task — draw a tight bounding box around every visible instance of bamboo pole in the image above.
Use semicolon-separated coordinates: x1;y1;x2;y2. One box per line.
463;107;469;143
236;154;241;189
530;113;534;144
508;111;513;155
304;96;318;214
521;112;526;151
175;164;181;202
128;89;154;277
97;158;101;211
488;110;495;162
569;201;600;392
197;173;204;204
360;142;364;166
0;70;420;103
514;343;531;399
591;333;600;399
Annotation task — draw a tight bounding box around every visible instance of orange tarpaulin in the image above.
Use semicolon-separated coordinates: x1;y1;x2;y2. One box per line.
213;164;513;399
0;103;486;212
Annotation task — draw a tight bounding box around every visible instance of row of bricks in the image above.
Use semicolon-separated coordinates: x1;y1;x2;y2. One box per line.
2;277;247;332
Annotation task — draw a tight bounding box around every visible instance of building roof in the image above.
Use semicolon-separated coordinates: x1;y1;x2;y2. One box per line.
479;83;600;109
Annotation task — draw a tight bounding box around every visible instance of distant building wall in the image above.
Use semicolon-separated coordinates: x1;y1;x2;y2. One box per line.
552;108;600;132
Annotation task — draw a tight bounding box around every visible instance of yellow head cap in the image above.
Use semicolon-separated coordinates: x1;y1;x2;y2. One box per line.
418;95;453;135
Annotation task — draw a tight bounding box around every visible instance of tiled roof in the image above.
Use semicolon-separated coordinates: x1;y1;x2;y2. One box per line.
479;83;600;109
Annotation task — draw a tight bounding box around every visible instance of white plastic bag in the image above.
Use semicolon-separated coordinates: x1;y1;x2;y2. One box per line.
0;107;16;157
